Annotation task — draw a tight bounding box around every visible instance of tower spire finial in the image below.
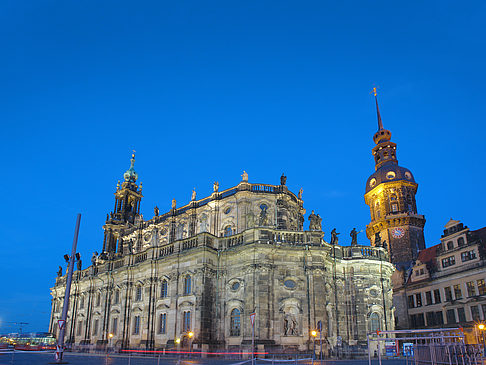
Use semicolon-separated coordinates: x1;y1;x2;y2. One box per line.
371;87;384;131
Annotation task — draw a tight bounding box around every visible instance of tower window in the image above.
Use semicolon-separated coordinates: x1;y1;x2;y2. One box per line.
391;203;398;213
224;225;233;237
160;280;168;298
159;313;167;334
183;311;191;332
135;286;142;301
390;195;397;201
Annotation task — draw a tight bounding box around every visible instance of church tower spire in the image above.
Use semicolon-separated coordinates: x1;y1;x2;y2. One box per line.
101;153;143;258
364;90;426;267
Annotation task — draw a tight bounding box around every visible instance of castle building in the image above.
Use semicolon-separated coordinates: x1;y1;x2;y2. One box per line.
364;91;426;268
392;219;486;342
49;155;395;354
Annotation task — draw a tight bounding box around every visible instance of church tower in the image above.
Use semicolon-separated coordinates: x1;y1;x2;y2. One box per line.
364;90;425;267
102;153;143;257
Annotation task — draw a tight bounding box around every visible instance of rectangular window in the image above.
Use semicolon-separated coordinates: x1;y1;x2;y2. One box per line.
434;289;441;303
391;203;398;212
112;318;118;335
426;312;436;326
80;297;84;309
135;287;142;301
133;316;140;335
183;311;191;332
471;306;480;321
467;281;477;297
425;291;432;305
457;307;466;322
76;321;83;336
454;284;462;300
93;319;99;336
416;313;425;327
446;309;456;324
408;295;415;308
158;313;167;334
461;250;476;262
415;293;422;307
115;291;120;304
435;312;444;325
477;279;486;295
442;256;456;268
96;293;101;307
444;287;453;302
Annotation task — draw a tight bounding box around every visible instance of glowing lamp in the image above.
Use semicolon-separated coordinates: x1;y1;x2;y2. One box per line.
478;324;485;330
311;330;317;337
188;331;194;338
175;338;181;344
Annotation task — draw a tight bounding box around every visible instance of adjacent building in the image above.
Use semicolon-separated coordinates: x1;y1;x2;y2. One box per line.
392;219;486;342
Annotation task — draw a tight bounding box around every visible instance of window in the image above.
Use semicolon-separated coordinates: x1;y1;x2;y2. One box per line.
391;203;398;213
96;293;101;306
135;286;142;301
80;296;85;309
390;195;397;201
224;226;233;237
408;295;415;308
482;304;486;319
447;241;453;250
183;311;191;332
425;291;432;305
471;306;480;321
133;316;140;335
112;317;118;335
457;307;466;322
461;250;476;262
454;284;462;300
370;313;381;332
93;319;99;335
159;313;167;334
467;281;477;297
444;287;453;302
435;312;444;325
442;256;456;268
446;309;456;324
230;308;241;336
478;279;486;295
426;312;436;326
114;290;120;304
457;237;465;247
76;321;82;336
183;275;192;295
434;289;441;303
376;202;381;218
410;313;425;327
415;293;422;307
160;280;168;298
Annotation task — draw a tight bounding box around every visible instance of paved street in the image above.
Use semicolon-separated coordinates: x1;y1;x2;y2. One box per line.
0;351;410;365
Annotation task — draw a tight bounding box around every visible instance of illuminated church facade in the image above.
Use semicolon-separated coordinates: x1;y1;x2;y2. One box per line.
50;96;430;353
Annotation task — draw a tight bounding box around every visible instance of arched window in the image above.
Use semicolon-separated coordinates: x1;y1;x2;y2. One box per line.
183;275;192;295
230;308;241;336
114;289;120;304
160;280;168;298
370;312;381;332
135;286;142;301
457;237;465;247
447;241;453;250
224;225;233;237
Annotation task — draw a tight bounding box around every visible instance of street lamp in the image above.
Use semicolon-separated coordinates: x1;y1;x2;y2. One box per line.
311;330;318;359
108;333;113;350
187;331;194;355
478;323;486;354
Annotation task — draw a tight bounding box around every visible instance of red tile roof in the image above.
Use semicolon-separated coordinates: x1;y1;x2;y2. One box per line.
417;244;440;263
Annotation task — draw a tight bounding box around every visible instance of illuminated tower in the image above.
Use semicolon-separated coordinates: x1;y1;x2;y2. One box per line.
364;89;425;266
102;153;143;256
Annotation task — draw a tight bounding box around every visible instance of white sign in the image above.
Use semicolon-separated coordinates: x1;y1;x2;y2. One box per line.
249;312;256;326
58;319;66;330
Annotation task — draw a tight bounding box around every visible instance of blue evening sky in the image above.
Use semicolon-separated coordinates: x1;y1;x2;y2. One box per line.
1;1;485;333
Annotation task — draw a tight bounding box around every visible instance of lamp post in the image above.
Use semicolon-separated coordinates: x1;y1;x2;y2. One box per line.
478;323;486;355
187;331;194;356
311;330;318;360
108;333;113;352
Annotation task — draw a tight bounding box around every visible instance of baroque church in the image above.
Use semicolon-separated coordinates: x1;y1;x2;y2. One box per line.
50;95;424;354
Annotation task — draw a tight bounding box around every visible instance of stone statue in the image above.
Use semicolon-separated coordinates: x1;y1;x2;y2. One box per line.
241;170;248;182
57;266;63;277
308;210;322;231
280;173;287;186
191;188;196;201
284;313;298;335
213;181;219;192
350;228;358;246
298;188;303;200
154;206;159;217
171;198;176;209
374;232;382;247
330;228;340;245
77;259;82;271
259;205;268;226
91;251;98;266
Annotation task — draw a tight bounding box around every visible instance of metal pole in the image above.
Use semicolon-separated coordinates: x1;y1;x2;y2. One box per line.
320;330;323;364
378;338;382;365
368;334;371;365
251;320;255;365
56;214;82;363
